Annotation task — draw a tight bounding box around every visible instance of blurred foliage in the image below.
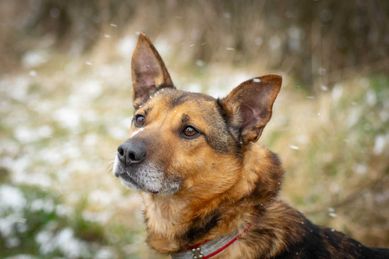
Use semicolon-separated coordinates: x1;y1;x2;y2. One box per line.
0;175;145;258
271;76;389;244
2;0;389;89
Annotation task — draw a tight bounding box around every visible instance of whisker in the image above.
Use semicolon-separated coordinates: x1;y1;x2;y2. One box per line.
105;159;115;174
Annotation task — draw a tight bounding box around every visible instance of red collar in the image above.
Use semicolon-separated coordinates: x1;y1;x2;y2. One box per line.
172;223;252;259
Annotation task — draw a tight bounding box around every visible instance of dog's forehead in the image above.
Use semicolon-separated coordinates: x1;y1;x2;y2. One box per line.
149;88;217;113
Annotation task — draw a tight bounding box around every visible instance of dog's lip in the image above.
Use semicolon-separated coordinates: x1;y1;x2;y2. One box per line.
118;170;160;194
118;171;140;187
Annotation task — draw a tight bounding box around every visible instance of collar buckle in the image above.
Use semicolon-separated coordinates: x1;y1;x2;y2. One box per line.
191;247;204;258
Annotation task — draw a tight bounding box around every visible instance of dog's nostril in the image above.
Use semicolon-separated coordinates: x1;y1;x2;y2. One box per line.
117;146;124;156
128;151;136;162
127;149;146;163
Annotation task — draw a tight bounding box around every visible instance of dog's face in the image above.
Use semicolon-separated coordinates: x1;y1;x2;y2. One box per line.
113;34;281;196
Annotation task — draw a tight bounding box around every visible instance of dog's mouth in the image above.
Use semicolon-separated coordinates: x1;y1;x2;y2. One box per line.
113;155;181;195
118;171;143;189
117;168;160;194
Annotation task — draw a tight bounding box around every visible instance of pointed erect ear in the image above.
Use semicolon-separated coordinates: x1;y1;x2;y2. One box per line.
220;75;282;144
131;33;174;109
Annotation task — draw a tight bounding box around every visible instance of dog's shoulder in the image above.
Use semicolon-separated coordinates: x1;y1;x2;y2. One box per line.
271;214;389;259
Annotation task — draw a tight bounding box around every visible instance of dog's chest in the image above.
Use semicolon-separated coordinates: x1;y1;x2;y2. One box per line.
143;194;186;233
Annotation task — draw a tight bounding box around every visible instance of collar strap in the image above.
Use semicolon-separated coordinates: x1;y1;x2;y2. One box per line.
171;224;251;259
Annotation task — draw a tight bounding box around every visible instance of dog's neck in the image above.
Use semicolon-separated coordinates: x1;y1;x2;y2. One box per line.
141;144;304;257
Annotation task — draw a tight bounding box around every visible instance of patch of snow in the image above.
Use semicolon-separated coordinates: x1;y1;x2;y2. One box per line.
29;70;37;77
346;108;361;128
83;134;98;146
108;127;127;140
117;35;136;57
4;254;36;259
223;12;231;19
354;164;368;175
287;26;302;51
331;84;343;103
88;190;118;206
53;107;81;130
36;228;88;258
365;90;377;106
0;214;25;237
373;135;386;155
72;79;102;102
195;59;205;67
16;172;53;188
36;125;53;138
96;247;115;259
6;236;20;247
154;37;172;57
3;77;30;101
22;50;49;68
296;134;308;144
82;210;112;224
328;207;337;218
56;204;73;217
14;125;53;143
186;83;201;92
0;185;26;212
269;36;281;50
14;127;34;143
30;199;55;213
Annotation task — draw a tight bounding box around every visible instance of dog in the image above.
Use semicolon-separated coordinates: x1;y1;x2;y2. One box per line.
113;33;389;259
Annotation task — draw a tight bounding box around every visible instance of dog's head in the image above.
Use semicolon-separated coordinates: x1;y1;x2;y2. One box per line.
113;34;281;196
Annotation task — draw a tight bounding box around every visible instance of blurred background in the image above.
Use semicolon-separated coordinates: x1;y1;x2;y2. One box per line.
0;0;388;258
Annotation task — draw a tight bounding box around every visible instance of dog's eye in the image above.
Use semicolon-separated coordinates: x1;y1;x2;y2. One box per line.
134;114;145;127
182;126;200;139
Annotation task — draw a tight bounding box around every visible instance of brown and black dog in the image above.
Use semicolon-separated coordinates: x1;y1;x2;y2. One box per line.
113;34;388;259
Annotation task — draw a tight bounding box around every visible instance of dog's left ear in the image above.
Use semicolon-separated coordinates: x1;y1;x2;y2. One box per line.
131;33;174;109
220;75;282;144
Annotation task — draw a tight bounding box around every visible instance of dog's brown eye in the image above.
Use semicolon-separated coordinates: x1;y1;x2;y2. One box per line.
182;126;199;139
134;114;145;127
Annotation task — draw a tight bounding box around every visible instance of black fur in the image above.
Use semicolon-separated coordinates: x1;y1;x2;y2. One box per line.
273;217;389;259
182;210;221;245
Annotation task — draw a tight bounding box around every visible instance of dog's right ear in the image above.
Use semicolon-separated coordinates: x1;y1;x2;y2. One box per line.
131;33;174;109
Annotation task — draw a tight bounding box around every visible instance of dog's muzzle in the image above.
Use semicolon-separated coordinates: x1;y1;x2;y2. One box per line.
113;138;181;194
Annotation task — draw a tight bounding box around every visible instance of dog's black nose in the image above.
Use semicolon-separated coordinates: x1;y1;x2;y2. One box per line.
117;140;147;165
